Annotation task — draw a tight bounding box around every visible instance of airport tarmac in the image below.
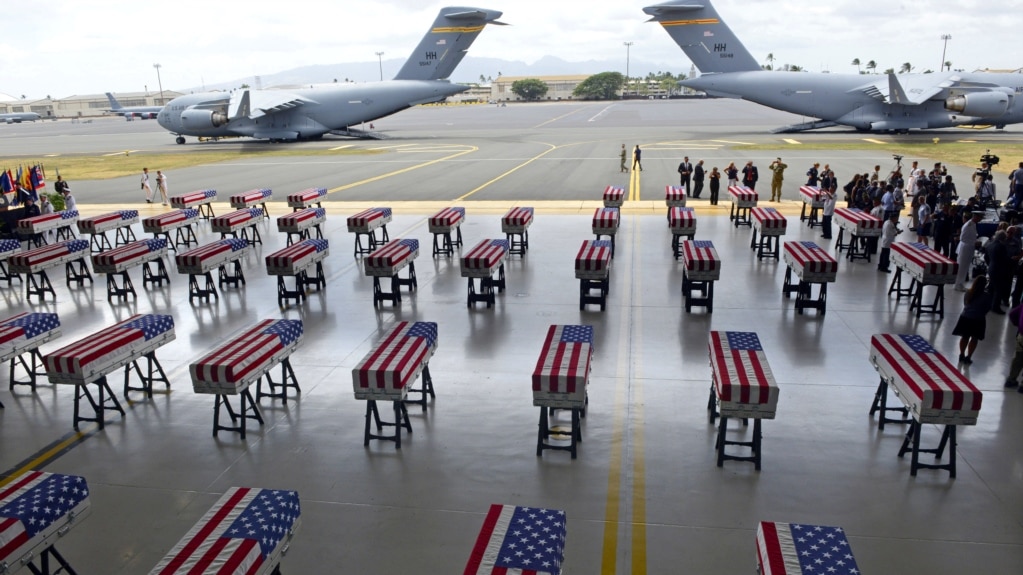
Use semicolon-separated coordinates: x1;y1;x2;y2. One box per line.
1;99;1021;574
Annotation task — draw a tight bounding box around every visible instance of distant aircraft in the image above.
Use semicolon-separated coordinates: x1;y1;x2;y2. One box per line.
643;0;1023;133
106;92;163;120
0;112;41;124
157;6;505;144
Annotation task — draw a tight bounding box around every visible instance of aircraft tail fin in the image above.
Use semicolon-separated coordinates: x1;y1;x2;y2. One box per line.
394;6;506;81
643;0;761;74
105;92;123;110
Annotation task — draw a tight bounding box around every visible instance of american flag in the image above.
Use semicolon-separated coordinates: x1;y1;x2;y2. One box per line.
799;185;826;207
365;238;419;276
352;321;438;398
230;188;273;209
170;189;217;209
191;319;303;391
464;504;567;575
869;334;982;425
532;324;593;395
0;471;90;564
347;207;392;232
77;210;139;235
143;209;200;234
46;314;175;384
461;239;509;272
276;207;325;233
575;240;611;276
665;185;686;207
211;208;264;233
429;207;465;232
91;238;167;272
891;242;958;282
682;240;720;279
0;312;61;359
8;239;90;273
835;207;882;235
592;208;619;233
176;238;250;275
708;331;778;409
0;238;20;256
17;210;77;233
502;207;534;231
265;239;329;276
669;207;696;235
728;185;758;205
603;185;624;207
753;207;787;233
757;522;860;575
150;487;300;575
286;187;327;208
784;241;838;282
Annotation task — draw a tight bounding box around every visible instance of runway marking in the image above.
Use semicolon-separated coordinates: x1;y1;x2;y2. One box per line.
0;427;98;486
588;104;616;122
102;150;137;156
783;138;801;145
329;144;354;151
533;107;586;129
45;153;60;157
629;162;642;201
366;144;417;150
454;143;558;201
863;138;886;144
326;145;478;196
710;139;755;145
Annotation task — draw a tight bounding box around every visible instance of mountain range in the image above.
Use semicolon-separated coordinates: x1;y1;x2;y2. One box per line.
185;55;691;92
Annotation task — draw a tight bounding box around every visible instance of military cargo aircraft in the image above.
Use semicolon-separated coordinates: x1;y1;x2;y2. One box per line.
158;6;505;144
643;0;1023;133
106;93;163;120
0;112;41;124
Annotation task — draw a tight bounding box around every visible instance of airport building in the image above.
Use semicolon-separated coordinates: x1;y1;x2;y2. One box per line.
0;91;183;119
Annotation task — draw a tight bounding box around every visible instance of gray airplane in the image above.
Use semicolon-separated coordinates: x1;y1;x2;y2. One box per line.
106;93;163;119
643;0;1023;133
157;6;505;144
0;112;41;124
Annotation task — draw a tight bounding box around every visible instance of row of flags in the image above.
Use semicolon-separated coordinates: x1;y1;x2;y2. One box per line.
0;164;46;205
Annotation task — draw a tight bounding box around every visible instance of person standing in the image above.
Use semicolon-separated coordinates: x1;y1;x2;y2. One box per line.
951;274;993;364
1011;161;1023;199
61;186;77;213
141;167;153;203
985;230;1010;314
916;197;933;246
54;175;70;196
619;144;628;173
1004;303;1023;391
741;161;759;191
768;157;787;202
805;162;820;186
973;162;991;194
39;194;54;215
677;156;692;193
708;167;721;205
632;145;642;171
954;211;984;291
725;162;739;187
692;160;705;199
156;170;169;205
877;213;901;273
821;188;837;240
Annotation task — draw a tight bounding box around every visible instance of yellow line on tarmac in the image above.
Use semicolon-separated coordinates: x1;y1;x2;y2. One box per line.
630;238;647;575
863;138;886;144
0;427;95;488
629;164;642;201
103;150;136;156
783;138;801;145
710;139;755;145
329;144;354;151
367;144;417;150
327;146;477;195
454;144;557;201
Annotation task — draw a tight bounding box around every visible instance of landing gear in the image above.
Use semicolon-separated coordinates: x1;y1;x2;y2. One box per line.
175;136;186;144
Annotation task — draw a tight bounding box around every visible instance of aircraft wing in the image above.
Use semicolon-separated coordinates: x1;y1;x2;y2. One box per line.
228;89;316;120
854;72;963;105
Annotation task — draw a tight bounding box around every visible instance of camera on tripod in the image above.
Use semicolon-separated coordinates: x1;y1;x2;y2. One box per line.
892;154;903;162
981;150;1000;166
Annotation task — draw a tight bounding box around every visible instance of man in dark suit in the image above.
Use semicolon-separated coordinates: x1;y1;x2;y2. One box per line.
677;156;692;193
692;160;705;199
742;161;759;190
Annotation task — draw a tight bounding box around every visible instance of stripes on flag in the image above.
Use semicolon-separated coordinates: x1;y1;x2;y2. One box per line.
229;188;272;209
92;238;167;271
461;239;509;274
891;241;958;282
464;504;567;575
0;471;89;566
191;319;303;390
575;240;611;276
783;241;838;282
708;331;778;417
752;207;787;233
0;312;60;357
347;207;392;232
365;239;419;270
45;313;174;383
665;185;687;205
532;324;593;396
592;208;619;232
757;522;860;575
798;185;826;207
265;239;329;276
143;209;200;234
78;210;139;235
835;207;883;234
728;185;758;205
276;207;326;233
7;239;90;273
428;207;465;232
682;240;720;279
175;239;250;275
170;189;217;209
352;321;438;398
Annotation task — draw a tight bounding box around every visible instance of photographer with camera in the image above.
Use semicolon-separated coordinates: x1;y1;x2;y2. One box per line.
877;212;902;273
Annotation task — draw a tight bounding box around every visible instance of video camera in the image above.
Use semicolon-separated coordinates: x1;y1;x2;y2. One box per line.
892;154;903;162
981;150;1000;166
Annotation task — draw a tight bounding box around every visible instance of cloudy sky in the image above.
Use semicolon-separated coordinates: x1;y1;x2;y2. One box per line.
2;0;1018;100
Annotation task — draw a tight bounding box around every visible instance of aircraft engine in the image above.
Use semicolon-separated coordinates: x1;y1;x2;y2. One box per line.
180;109;228;129
945;92;1010;117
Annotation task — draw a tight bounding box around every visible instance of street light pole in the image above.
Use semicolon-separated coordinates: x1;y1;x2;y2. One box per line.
153;63;163;105
623;41;634;98
375;52;384;81
940;34;951;72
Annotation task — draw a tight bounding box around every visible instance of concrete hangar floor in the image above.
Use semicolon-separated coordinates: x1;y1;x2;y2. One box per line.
0;99;1021;574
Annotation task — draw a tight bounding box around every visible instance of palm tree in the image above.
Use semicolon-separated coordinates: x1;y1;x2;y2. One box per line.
884;67;895;75
866;60;877;74
789;65;804;72
765;53;775;71
851;58;861;73
944;60;952;72
899;62;913;74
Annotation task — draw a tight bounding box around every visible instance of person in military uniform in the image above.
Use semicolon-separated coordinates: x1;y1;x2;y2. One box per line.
769;157;787;202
